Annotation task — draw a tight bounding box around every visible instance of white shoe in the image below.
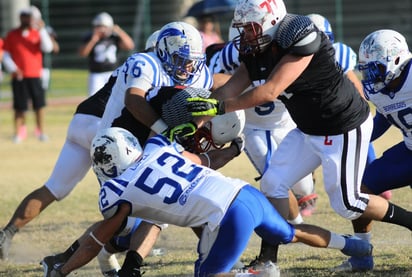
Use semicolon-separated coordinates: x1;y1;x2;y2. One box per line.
233;261;280;277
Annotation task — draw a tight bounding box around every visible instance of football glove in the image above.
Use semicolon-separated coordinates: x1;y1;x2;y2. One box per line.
162;122;197;142
230;134;245;156
186;97;225;116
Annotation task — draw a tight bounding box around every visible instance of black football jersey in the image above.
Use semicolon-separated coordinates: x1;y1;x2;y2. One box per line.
240;14;369;135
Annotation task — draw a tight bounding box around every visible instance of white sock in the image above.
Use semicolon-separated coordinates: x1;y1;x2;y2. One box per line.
327;233;346;250
288;213;304;224
97;247;121;273
354;232;371;242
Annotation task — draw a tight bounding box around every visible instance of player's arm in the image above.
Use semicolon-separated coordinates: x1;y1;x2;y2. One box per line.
223;53;313;113
113;24;135;51
125;86;169;134
346;70;366;99
181;136;244;170
58;203;130;275
211;62;251;100
211;73;232;91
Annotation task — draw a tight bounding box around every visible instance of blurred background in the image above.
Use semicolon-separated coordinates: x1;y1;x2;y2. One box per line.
1;0;411;70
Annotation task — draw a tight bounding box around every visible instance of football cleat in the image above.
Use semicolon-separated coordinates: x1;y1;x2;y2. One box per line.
234;261;280;277
41;254;66;277
331;255;374;272
0;229;12;260
103;269;119;277
297;193;318;217
341;236;373;257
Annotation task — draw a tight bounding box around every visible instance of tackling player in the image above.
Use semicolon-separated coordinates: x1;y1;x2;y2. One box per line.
186;0;412;269
44;127;373;277
332;29;412;272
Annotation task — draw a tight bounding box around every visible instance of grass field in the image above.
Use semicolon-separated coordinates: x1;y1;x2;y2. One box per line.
0;71;411;276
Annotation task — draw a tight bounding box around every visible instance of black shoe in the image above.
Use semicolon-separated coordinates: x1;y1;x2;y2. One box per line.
41;254;66;277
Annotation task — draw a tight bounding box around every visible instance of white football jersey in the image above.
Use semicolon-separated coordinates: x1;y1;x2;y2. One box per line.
100;51;213;129
99;135;246;231
333;42;357;74
365;64;412;150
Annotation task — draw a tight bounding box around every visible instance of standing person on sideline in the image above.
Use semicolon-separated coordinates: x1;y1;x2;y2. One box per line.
332;29;412;272
2;7;53;143
43;127;373;277
187;0;412;269
30;5;60;93
79;12;134;96
0;38;4;83
197;15;224;52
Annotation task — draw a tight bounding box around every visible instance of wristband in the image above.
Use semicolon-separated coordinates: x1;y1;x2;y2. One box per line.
151;119;168;134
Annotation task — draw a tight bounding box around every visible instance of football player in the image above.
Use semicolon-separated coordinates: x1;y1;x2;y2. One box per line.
45;127;373;277
307;13;393;203
186;0;412;269
332;29;412;272
207;23;315;224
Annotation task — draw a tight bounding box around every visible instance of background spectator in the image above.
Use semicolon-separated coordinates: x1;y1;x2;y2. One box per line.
78;12;134;96
0;38;3;83
2;7;53;143
30;5;60;92
196;15;224;52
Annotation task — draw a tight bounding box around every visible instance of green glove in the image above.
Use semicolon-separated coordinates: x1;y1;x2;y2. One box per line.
186;97;225;116
162;122;197;142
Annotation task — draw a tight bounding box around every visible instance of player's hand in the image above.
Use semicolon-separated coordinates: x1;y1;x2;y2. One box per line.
186;97;225;116
230;134;245;156
162;122;197;142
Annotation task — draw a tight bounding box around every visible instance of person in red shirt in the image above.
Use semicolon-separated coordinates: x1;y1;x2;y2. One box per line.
2;7;53;143
0;38;4;83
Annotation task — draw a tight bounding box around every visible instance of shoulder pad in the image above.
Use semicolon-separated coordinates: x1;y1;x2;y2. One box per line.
276;14;320;56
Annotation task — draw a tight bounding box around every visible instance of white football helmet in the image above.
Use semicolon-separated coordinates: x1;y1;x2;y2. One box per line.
145;30;160;52
193;110;246;153
358;29;412;95
92;12;114;28
232;0;287;54
90;127;142;183
307;13;334;42
156;21;205;84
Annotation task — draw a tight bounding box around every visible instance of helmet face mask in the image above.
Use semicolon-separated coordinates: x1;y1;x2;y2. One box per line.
90;127;142;184
358;29;412;96
232;0;287;55
156;21;205;84
192;111;245;153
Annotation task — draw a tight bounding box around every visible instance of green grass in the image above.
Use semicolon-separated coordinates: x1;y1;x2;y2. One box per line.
0;78;410;276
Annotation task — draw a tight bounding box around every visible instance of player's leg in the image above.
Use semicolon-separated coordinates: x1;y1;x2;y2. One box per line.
243;128;304;224
11;78;28;143
257;129;320;264
0;114;98;260
196;186;258;276
117;221;164;277
366;142;392;199
30;77;47;140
